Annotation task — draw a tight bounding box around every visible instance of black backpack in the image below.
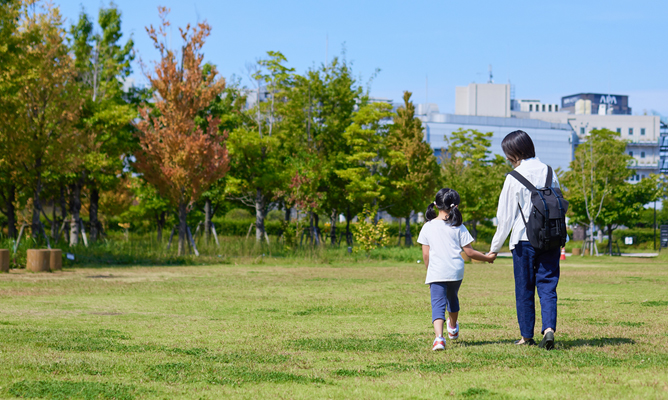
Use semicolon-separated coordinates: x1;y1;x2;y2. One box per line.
508;166;569;253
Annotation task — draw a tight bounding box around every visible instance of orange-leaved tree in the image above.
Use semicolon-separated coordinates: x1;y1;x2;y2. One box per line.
134;8;229;255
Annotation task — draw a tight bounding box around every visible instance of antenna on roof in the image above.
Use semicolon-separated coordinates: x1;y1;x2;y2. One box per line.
488;64;494;84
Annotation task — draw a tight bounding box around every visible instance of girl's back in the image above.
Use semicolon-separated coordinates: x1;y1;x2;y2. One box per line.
417;220;473;284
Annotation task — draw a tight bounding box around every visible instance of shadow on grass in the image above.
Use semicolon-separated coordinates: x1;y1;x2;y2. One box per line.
558;337;634;348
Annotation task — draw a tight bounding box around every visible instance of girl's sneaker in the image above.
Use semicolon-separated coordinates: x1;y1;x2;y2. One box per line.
446;319;459;340
432;337;445;351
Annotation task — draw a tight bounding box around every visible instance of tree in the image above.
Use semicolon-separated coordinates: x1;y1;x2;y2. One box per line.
562;128;661;255
337;101;393;210
384;91;439;245
134;8;229;255
70;3;136;243
440;128;508;239
3;1;81;243
226;51;293;243
0;0;23;239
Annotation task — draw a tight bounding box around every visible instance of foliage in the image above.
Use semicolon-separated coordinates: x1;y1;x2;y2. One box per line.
384;91;439;244
337;101;393;208
352;207;391;255
134;8;229;255
440;128;509;238
561;129;661;253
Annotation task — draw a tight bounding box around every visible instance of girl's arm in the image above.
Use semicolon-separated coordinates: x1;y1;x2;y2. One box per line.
463;244;496;263
422;245;429;270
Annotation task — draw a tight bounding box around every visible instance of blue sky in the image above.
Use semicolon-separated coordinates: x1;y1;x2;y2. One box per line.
55;0;668;115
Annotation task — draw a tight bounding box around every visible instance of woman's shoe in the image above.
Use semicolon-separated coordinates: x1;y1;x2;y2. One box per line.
446;319;459;340
514;338;536;346
539;331;555;350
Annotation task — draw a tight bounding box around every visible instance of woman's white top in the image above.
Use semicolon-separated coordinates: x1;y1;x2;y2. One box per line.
417;220;474;284
490;157;562;253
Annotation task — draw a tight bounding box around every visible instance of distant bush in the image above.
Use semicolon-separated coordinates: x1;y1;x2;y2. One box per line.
225;208;252;220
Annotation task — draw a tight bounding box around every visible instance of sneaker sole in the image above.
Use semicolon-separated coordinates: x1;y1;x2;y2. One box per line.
539;331;555;350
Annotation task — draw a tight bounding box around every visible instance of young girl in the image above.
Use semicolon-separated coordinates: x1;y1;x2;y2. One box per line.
417;188;496;350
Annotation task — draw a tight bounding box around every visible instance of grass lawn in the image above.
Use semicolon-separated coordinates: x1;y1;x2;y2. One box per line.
0;253;667;399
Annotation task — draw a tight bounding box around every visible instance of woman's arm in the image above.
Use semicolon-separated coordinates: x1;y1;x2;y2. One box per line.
463;244;496;263
422;245;429;271
490;176;516;254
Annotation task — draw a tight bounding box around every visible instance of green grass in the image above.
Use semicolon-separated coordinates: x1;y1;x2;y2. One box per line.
0;254;667;399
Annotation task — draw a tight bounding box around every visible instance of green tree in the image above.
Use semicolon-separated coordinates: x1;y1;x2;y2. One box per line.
562;129;662;254
69;3;135;244
226;51;293;243
0;0;23;238
4;1;82;243
562;129;635;255
336;101;393;210
384;91;439;245
440;128;508;239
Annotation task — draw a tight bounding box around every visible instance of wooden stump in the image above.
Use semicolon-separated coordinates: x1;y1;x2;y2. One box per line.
572;248;581;256
0;249;9;272
27;249;50;272
49;249;62;271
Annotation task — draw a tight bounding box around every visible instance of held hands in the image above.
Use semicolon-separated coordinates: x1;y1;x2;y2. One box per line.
485;252;498;264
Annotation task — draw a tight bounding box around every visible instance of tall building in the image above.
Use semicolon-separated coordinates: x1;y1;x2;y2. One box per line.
455;83;511;118
420;83;576;171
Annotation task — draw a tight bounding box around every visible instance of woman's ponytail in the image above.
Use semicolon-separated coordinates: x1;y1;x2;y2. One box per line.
425;202;437;221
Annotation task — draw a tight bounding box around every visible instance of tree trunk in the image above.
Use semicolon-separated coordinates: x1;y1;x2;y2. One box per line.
204;198;212;243
346;206;352;245
470;220;478;241
59;185;68;244
31;177;42;240
330;210;337;245
608;224;614;255
5;184;16;239
284;206;291;222
255;188;265;242
69;182;81;246
89;186;100;243
177;200;188;256
405;215;412;246
157;211;166;242
313;212;320;245
51;198;57;238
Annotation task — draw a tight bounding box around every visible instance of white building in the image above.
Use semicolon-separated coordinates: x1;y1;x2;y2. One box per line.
455;83;511;118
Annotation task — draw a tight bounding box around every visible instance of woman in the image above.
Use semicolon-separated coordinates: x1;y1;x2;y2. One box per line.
489;130;561;350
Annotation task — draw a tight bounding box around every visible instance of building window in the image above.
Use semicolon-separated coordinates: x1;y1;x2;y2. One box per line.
641;128;646;136
629;128;634;135
641;151;646;158
616;128;621;133
542;104;546;112
529;104;532;111
548;105;552;112
629;151;634;157
555;105;558;111
580;127;585;135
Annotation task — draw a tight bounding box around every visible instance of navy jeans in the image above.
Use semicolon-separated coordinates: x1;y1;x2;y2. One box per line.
512;241;560;339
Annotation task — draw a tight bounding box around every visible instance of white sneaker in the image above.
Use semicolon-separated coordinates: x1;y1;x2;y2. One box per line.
446;319;459;340
432;337;445;351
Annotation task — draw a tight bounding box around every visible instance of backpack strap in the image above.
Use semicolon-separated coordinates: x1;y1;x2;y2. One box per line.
545;166;553;189
508;170;537;192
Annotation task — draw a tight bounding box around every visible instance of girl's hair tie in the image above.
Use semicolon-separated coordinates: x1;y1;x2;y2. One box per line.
450;204;457;209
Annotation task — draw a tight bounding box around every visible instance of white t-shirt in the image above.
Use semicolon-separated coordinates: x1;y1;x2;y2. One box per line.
417;220;474;284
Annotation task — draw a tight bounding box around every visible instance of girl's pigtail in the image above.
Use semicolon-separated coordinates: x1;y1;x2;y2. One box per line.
425;203;437;221
449;205;463;227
